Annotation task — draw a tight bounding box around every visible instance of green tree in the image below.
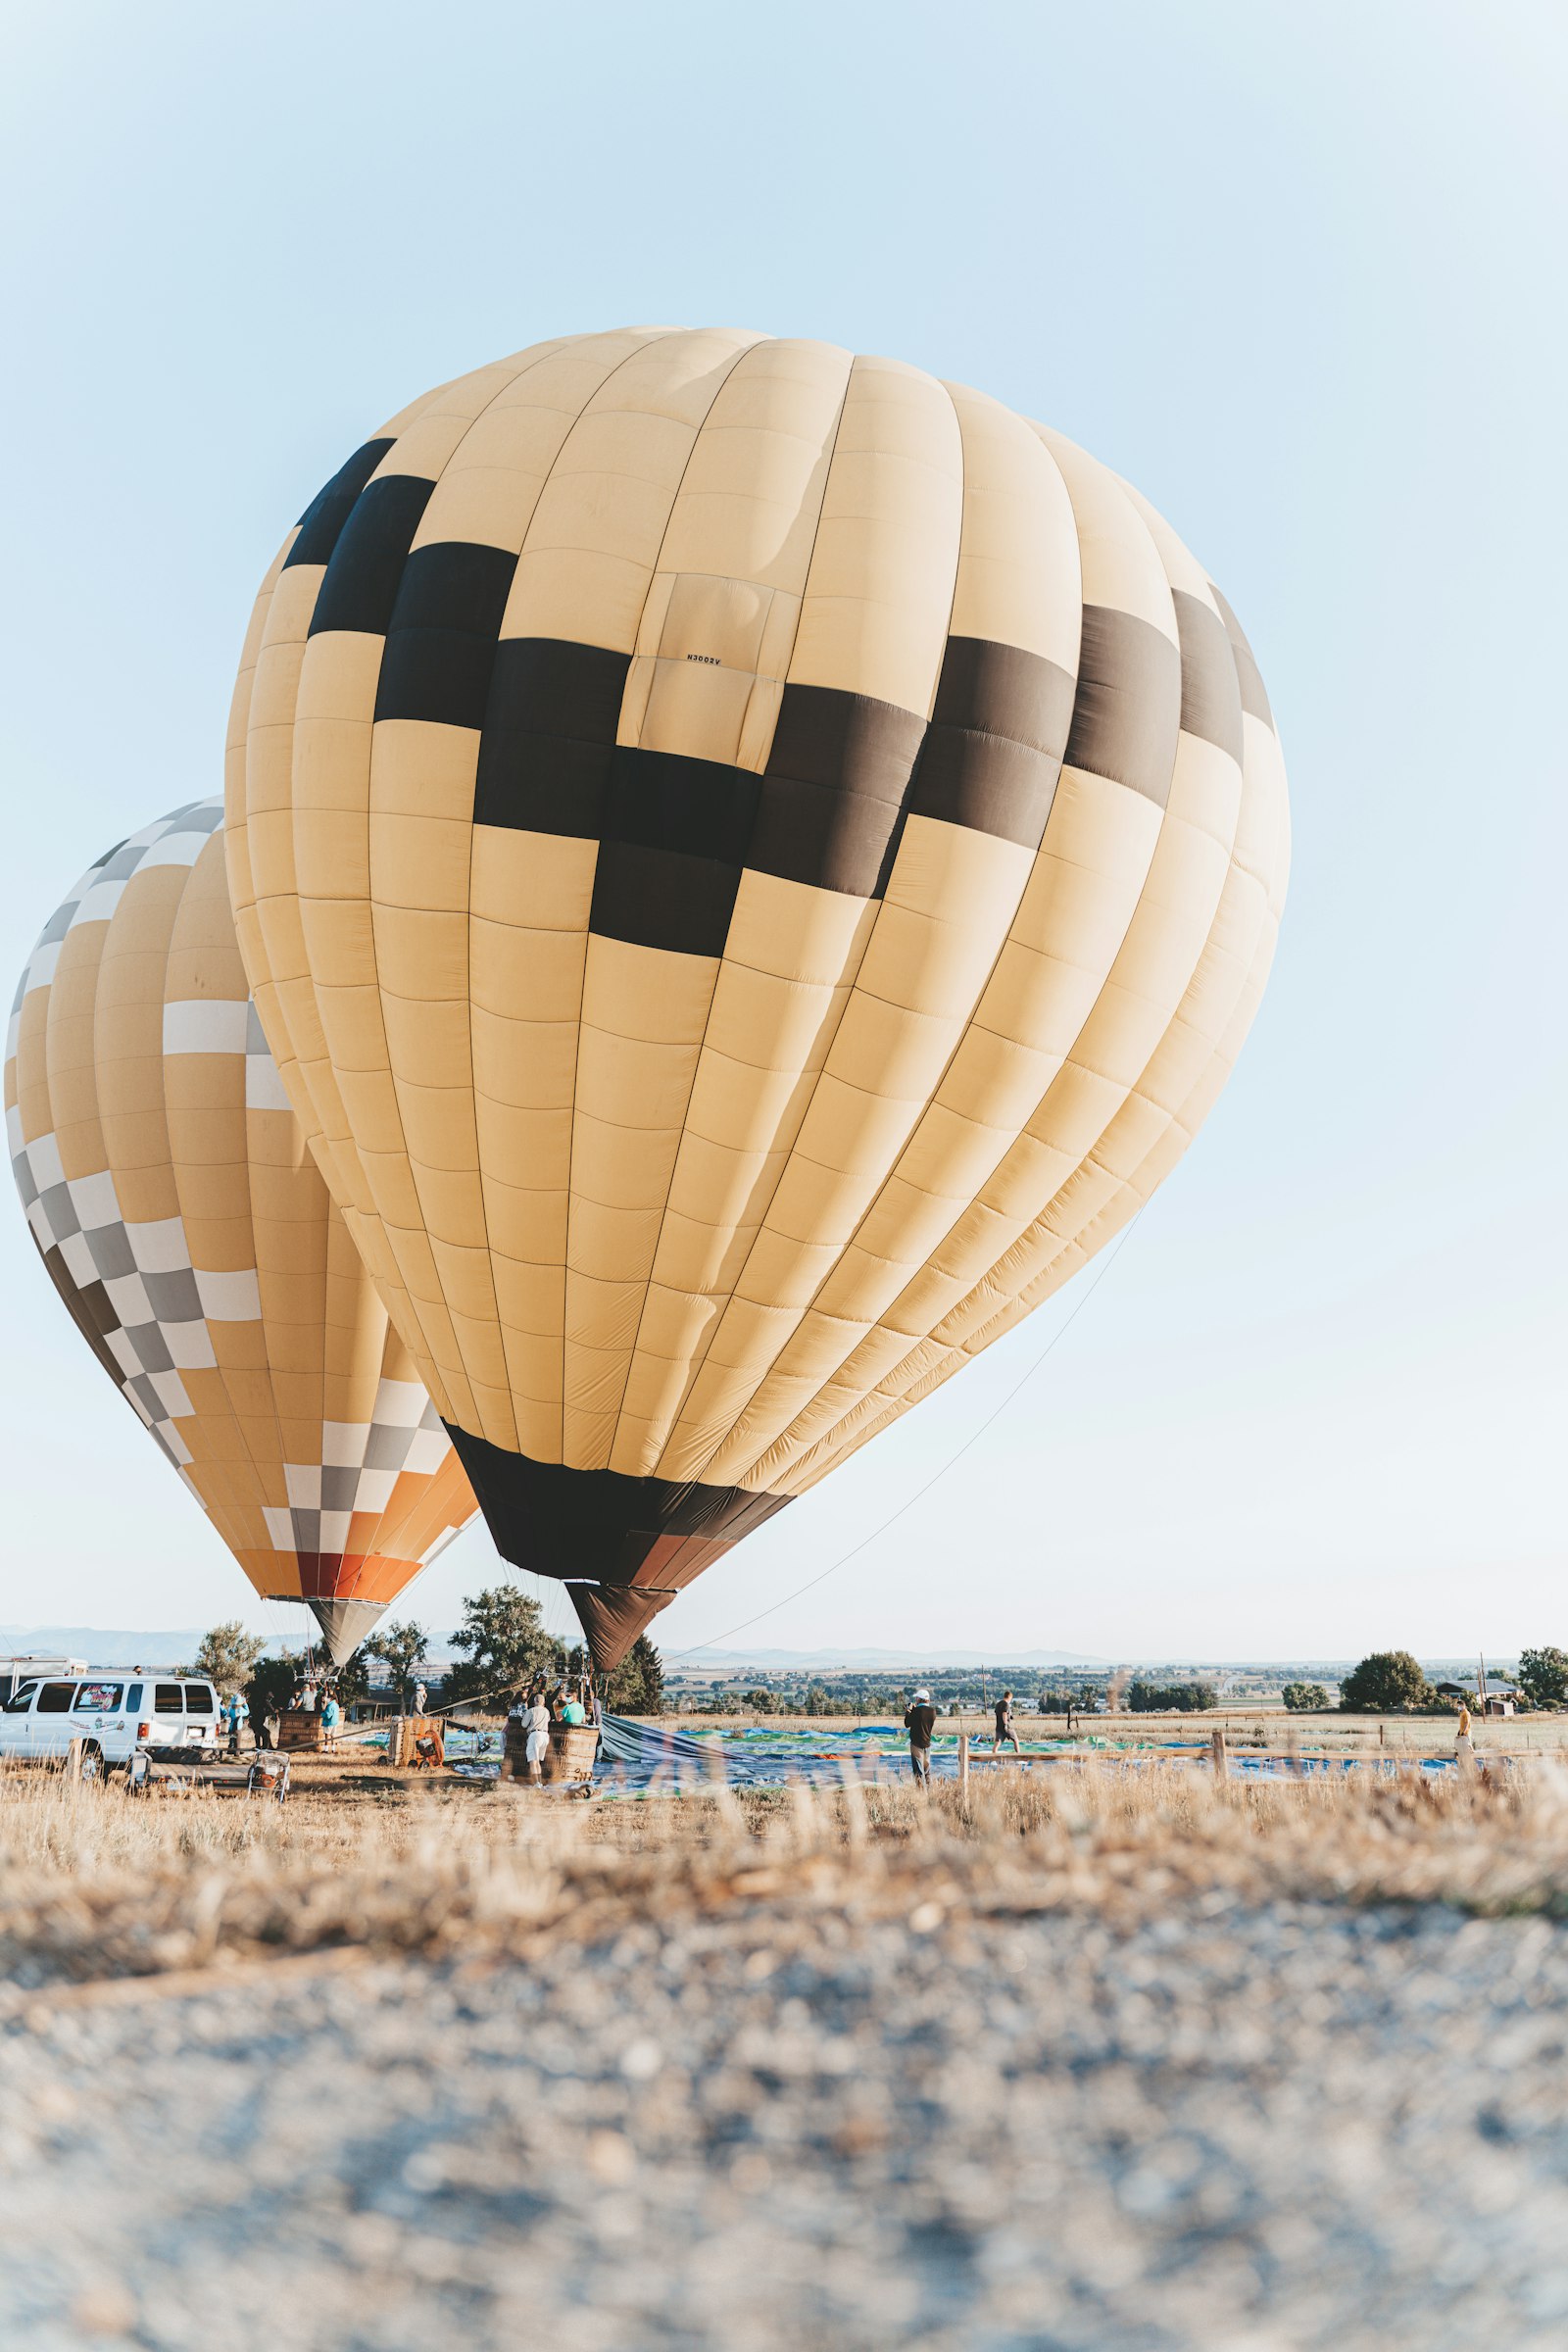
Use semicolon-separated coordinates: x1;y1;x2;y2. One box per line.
245;1646;306;1719
365;1619;430;1706
602;1635;665;1716
1339;1650;1434;1712
1517;1647;1568;1710
1281;1682;1330;1712
744;1686;777;1715
442;1587;556;1706
185;1620;268;1694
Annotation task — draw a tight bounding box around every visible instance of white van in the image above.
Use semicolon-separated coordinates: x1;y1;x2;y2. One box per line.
0;1673;222;1778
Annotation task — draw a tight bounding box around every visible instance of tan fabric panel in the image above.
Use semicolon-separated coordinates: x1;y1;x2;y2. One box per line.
744;466;1250;1489
502;329;762;653
785;354;964;711
606;347;860;1472
682;391;1077;1487
654;361;966;1481
505;335;766;1466
595;343;858;1471
762;612;1287;1497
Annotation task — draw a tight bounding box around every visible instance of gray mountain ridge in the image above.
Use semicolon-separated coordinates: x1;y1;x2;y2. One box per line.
0;1629;1514;1678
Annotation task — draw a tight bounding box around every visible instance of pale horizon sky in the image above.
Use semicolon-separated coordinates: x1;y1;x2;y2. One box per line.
2;1;1564;1662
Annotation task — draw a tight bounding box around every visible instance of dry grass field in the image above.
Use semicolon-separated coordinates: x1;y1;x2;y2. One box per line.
5;1752;1568;2348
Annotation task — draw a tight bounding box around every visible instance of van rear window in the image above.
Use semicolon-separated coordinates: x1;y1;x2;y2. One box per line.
185;1686;218;1715
154;1685;184;1714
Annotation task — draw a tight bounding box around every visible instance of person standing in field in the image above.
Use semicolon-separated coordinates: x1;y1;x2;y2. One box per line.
1455;1696;1476;1778
993;1688;1020;1756
525;1689;551;1787
246;1677;271;1751
320;1690;341;1752
224;1689;243;1756
905;1689;937;1788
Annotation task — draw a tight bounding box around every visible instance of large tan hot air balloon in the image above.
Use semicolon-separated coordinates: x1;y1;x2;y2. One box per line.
6;798;477;1661
226;328;1289;1668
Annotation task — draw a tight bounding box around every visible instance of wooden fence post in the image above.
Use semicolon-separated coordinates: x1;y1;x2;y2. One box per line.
65;1737;83;1783
1210;1727;1228;1782
957;1732;969;1792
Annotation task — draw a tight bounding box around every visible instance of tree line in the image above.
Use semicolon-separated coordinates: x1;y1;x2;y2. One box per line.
182;1586;666;1716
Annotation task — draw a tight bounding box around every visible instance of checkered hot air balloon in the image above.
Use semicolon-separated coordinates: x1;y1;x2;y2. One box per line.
6;799;477;1663
225;328;1289;1669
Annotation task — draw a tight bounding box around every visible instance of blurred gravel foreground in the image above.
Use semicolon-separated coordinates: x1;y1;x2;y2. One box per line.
4;1766;1568;2349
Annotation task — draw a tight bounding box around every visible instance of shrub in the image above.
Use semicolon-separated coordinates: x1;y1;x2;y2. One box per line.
1339;1650;1435;1713
441;1589;550;1706
184;1621;269;1695
1517;1647;1568;1710
1127;1679;1216;1713
603;1636;665;1716
366;1618;433;1705
1282;1682;1330;1712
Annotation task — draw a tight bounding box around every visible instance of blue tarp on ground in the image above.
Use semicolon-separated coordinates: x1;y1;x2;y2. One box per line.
436;1715;1473;1792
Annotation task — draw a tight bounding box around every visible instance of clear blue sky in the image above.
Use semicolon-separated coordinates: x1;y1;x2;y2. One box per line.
2;1;1563;1660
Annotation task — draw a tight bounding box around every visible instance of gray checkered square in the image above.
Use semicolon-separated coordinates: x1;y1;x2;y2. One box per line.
85;1223;137;1282
143;1265;203;1323
125;1371;164;1421
36;1181;79;1244
319;1464;365;1514
363;1421;416;1473
122;1321;173;1376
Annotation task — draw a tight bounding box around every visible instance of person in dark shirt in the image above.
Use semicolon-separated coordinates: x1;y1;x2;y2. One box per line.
904;1690;937;1788
993;1688;1020;1756
246;1677;272;1751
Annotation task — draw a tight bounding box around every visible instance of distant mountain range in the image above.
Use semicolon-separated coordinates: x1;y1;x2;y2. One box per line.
0;1625;257;1668
0;1628;1517;1679
673;1646;1115;1670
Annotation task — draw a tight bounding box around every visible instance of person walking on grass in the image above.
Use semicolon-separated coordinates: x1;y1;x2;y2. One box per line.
905;1689;937;1789
993;1687;1020;1757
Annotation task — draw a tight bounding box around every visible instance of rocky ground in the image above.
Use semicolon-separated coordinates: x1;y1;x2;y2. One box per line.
5;1886;1568;2348
4;1764;1568;2349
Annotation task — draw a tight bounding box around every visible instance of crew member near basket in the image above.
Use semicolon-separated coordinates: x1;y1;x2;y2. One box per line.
993;1688;1020;1756
905;1690;937;1788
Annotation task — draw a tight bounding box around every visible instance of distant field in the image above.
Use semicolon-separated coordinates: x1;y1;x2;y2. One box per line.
657;1704;1568;1755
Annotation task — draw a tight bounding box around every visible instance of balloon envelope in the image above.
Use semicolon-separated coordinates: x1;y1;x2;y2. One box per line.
226;328;1289;1665
6;798;477;1661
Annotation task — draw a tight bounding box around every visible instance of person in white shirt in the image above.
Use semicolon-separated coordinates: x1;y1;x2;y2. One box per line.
525;1690;551;1787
